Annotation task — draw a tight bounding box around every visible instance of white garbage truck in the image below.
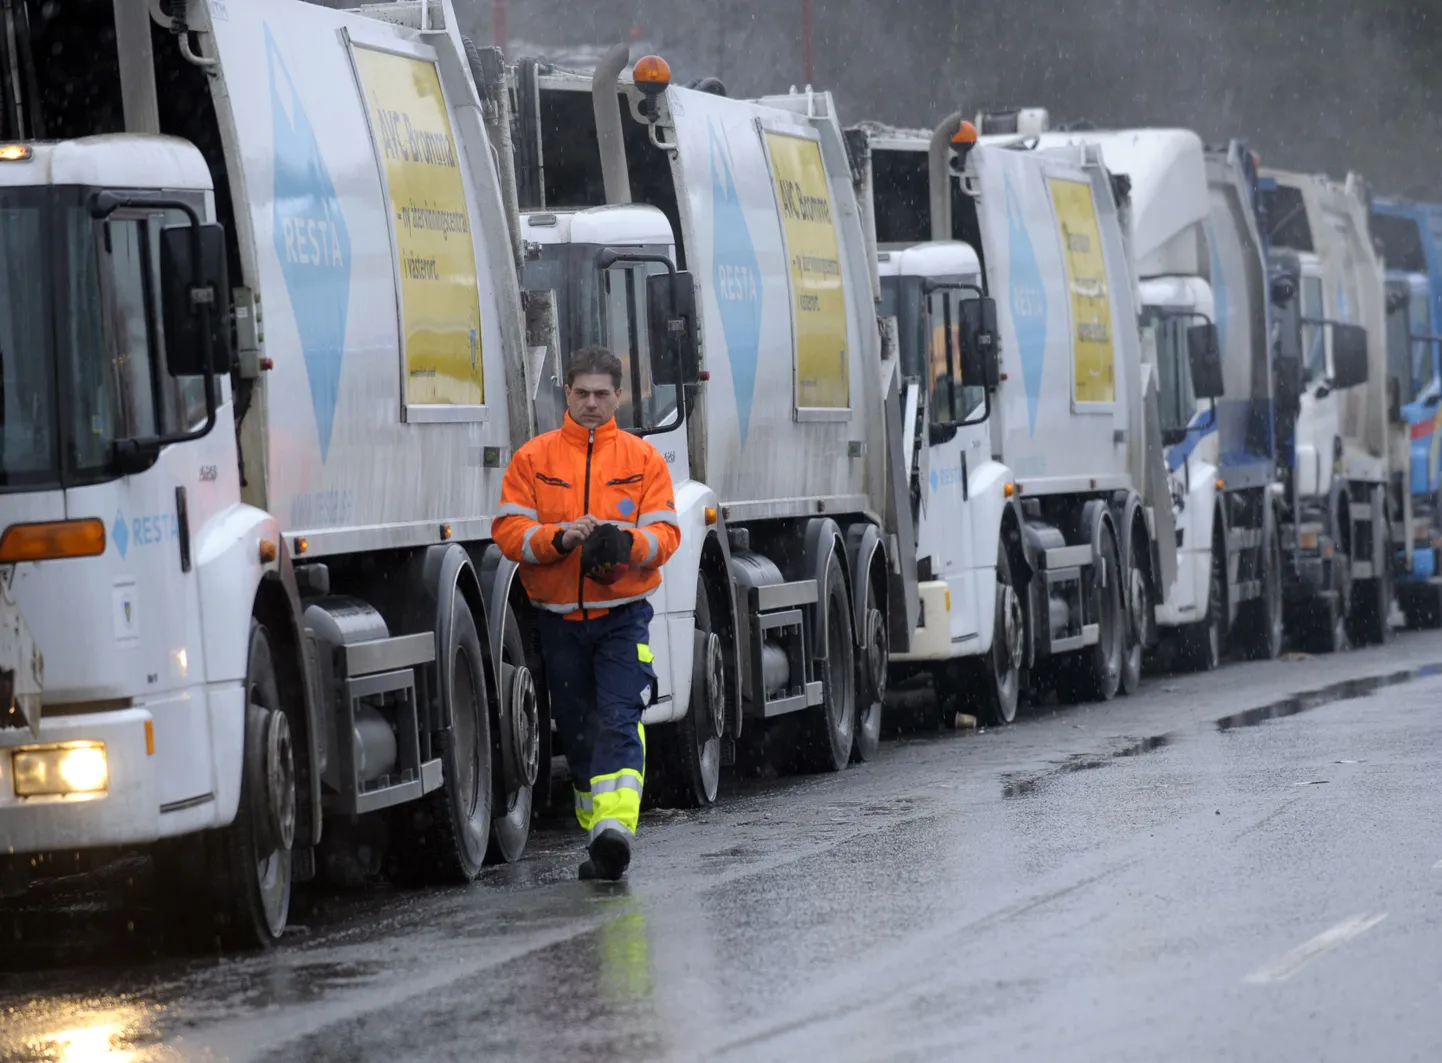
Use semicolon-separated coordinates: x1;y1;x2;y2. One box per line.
840;120;1025;725
1013;128;1289;670
505;49;927;799
1259;167;1403;651
0;0;568;948
871;108;1183;707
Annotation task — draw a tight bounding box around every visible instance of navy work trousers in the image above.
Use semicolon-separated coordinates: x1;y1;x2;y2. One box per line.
536;599;657;841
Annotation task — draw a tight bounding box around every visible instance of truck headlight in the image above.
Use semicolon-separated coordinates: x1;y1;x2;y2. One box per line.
12;742;108;797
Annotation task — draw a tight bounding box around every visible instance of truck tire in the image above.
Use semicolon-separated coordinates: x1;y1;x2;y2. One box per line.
1347;523;1394;646
1055;523;1123;703
1177;531;1225;672
798;551;857;772
391;594;493;884
169;620;294;951
487;605;538;864
1401;583;1442;630
968;541;1023;726
651;576;724;808
1119;530;1149;696
1235;525;1284;661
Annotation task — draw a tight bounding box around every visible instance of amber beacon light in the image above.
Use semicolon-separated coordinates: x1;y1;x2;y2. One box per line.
0;519;106;564
632;55;672;90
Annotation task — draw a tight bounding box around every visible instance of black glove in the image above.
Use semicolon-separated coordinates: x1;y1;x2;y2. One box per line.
580;522;633;584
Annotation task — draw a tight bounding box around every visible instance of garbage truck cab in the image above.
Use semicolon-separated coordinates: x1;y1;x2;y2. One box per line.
1260;168;1402;651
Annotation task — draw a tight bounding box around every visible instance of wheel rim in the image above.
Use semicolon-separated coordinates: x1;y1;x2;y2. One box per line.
451;646;481;820
827;591;854;750
505;662;540;791
866;608;889;703
995;581;1023;719
248;667;292;938
264;710;297;853
1100;538;1124;678
697;631;724;797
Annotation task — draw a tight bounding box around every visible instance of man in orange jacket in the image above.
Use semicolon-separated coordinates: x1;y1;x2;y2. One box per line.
494;346;681;881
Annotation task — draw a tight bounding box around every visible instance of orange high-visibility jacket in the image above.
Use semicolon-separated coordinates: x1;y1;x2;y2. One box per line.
494;413;681;620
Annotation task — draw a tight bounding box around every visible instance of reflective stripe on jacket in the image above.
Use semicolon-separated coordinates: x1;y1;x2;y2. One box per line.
494;413;680;619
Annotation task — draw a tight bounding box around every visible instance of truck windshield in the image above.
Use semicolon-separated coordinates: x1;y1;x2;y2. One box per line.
1148;310;1197;440
0;186;206;492
882;274;983;425
525;241;679;437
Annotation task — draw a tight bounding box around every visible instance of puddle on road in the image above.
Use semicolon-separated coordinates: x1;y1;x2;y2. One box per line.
1215;662;1442;732
1002;734;1172;798
1001;661;1442;798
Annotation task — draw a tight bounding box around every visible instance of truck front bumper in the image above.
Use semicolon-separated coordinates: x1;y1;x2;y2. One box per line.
0;683;244;855
891;581;955;663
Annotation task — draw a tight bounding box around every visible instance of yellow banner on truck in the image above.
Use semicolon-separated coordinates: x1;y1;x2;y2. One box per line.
1047;176;1115;405
353;45;484;408
764;129;850;411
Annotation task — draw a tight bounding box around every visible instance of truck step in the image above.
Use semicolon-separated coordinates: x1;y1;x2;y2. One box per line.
339;632;436;680
760;681;824;719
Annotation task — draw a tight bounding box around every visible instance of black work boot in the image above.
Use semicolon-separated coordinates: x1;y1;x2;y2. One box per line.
586;828;632;881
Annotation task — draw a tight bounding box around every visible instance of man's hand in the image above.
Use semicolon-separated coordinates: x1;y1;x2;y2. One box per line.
560;515;598;552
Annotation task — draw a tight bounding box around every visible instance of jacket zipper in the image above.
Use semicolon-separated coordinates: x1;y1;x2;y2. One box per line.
578;428;594;619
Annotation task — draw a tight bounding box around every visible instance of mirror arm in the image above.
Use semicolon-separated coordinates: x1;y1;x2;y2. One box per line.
595;248;677;276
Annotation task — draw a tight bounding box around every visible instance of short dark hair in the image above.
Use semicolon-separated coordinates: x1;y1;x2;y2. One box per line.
565;346;624;389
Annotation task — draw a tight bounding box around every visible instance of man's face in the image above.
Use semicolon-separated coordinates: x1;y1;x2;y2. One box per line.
565;372;622;429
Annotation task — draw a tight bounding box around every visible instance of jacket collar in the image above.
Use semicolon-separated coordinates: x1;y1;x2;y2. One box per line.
560;411;619;449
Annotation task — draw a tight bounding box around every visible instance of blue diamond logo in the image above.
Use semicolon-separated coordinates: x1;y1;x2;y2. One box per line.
709;121;763;445
617;497;636;518
1006;177;1049;435
112;511;129;559
267;26;352;463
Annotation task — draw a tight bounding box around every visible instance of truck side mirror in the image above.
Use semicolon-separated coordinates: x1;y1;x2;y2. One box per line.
960;296;1000;389
160;222;231;377
647;269;698;388
1186;322;1225;400
1330;322;1370;390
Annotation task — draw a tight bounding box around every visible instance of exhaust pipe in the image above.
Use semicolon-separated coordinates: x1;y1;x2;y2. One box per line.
928;111;963;244
114;0;160;134
592;42;632;206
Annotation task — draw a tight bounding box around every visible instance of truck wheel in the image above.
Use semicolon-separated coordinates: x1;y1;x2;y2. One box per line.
487;606;538;864
1347;525;1395;646
1402;584;1442;629
1119;532;1149;696
1178;532;1225;672
1056;523;1123;703
798;552;857;772
393;594;493;884
969;541;1023;725
652;577;724;807
1236;525;1284;661
197;621;294;950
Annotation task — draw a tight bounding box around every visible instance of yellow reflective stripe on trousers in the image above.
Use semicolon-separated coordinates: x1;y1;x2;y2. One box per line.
574;788;594;832
589;723;645;840
637;643;654;664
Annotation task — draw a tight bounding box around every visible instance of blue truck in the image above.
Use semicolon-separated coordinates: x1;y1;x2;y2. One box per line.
1370;197;1442;627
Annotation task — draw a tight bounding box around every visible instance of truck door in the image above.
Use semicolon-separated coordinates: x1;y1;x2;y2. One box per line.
61;202;217;812
600;258;677;703
923;284;980;640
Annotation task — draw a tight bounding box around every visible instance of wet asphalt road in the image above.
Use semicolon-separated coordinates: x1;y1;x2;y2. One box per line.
4;633;1442;1062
